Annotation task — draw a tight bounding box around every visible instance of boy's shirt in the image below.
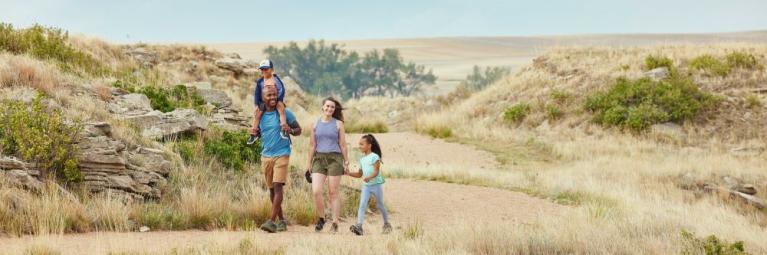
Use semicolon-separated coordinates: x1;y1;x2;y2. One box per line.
254;74;286;106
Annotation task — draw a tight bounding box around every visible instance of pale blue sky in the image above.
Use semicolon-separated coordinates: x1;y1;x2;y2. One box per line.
2;0;766;43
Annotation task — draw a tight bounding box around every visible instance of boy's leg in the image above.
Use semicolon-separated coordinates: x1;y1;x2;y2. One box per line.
277;101;289;131
251;107;263;135
371;185;389;224
356;185;372;226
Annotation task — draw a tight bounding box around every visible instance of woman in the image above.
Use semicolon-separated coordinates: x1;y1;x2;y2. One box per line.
306;97;349;233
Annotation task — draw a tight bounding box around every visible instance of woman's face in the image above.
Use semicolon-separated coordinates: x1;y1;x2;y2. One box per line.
358;138;371;153
322;100;336;117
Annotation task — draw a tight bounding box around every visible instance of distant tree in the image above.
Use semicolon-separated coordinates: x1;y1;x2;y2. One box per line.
463;65;510;91
264;40;358;96
264;42;436;99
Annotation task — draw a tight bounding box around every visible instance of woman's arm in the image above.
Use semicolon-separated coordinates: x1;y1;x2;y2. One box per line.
306;121;316;171
363;160;381;182
337;121;349;169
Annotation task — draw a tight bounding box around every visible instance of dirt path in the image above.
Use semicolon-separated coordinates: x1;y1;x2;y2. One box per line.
0;132;563;254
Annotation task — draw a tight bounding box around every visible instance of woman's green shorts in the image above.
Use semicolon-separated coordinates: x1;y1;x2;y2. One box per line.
311;152;344;176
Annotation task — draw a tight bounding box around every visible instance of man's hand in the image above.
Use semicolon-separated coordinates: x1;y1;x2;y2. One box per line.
288;121;302;136
363;177;372;183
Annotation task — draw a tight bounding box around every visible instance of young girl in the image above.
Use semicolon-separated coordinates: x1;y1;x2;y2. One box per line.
346;134;392;235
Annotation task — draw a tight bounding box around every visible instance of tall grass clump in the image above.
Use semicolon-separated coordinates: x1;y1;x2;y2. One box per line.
0;23;107;75
584;77;719;131
690;55;731;77
0;95;82;182
503;102;531;123
645;55;674;70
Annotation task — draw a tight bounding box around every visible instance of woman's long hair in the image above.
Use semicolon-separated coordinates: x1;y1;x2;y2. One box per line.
362;134;382;161
323;97;344;122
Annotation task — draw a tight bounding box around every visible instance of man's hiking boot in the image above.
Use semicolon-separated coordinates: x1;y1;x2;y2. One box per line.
331;222;339;233
382;223;392;234
260;220;277;233
276;220;287;232
315;218;326;232
350;224;364;236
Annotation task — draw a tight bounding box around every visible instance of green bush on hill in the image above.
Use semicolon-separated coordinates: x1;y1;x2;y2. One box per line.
174;129;261;171
0;95;82;182
504;103;531;123
689;55;731;77
584;76;719;131
680;230;748;255
113;81;207;113
689;52;762;77
725;51;762;70
645;55;674;70
0;23;107;75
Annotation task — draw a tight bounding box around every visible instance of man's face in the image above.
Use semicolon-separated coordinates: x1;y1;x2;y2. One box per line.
263;87;278;108
260;67;273;77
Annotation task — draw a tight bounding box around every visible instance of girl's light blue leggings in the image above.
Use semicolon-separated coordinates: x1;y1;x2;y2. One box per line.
356;183;389;226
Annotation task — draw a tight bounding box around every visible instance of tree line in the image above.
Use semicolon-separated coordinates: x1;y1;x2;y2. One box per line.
264;40;436;99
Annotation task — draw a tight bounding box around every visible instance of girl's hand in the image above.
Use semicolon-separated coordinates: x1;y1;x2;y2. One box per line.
343;168;350;175
363;177;372;183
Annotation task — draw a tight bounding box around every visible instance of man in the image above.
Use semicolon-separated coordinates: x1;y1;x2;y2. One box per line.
258;85;301;233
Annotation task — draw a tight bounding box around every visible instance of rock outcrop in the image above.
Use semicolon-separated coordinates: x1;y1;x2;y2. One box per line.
1;122;174;201
108;93;208;139
215;58;258;76
78;122;172;201
675;172;765;209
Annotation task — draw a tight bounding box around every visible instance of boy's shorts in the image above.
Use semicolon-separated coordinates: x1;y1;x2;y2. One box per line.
311;152;344;176
262;156;289;188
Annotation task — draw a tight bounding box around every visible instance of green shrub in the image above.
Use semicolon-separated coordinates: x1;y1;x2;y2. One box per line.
645;55;674;70
426;127;452;139
113;82;207;113
346;120;389;133
0;96;82;182
504;103;531;123
680;230;748;255
0;23;107;75
726;52;761;70
202;130;261;170
545;104;564;120
550;89;573;104
690;55;730;77
584;77;718;131
745;94;762;109
139;85;206;113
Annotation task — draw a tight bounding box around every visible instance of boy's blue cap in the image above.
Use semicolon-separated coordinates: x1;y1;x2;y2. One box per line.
259;59;273;69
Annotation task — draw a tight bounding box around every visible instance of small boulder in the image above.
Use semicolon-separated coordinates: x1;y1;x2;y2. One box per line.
644;67;669;80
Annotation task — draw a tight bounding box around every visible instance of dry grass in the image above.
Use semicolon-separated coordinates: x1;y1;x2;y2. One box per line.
403;44;767;253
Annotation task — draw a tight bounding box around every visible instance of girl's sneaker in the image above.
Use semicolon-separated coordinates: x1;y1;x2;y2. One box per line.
382;223;392;234
350;224;364;236
315;218;326;232
331;222;338;233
